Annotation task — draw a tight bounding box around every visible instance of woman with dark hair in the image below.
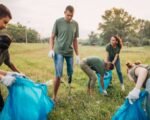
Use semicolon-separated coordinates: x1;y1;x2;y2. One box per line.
106;35;124;91
126;61;150;119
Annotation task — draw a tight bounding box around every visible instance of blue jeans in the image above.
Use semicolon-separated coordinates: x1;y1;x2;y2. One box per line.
54;53;73;77
145;78;150;119
109;58;124;84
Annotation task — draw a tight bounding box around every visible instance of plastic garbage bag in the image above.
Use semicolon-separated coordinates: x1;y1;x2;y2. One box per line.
112;91;148;120
0;76;54;120
97;70;112;93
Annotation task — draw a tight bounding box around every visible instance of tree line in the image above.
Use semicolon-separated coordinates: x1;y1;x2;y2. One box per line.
80;8;150;46
0;22;41;43
0;8;150;45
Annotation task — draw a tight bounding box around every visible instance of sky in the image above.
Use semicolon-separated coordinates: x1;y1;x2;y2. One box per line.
1;0;150;39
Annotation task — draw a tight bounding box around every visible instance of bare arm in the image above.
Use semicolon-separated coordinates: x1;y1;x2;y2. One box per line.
0;70;7;80
112;54;119;64
105;51;109;62
7;63;20;72
4;51;20;72
49;33;55;51
73;38;79;56
135;67;148;89
0;70;7;76
127;72;135;82
100;75;104;89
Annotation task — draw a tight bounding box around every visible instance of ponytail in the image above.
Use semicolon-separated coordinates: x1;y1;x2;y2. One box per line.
126;61;133;69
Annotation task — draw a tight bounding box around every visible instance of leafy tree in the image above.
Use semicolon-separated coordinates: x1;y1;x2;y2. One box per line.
98;8;136;44
0;23;40;43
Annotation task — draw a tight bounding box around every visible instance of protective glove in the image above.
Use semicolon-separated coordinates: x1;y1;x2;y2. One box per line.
76;55;80;65
48;50;54;58
7;72;25;77
103;89;108;96
127;87;140;104
0;75;16;86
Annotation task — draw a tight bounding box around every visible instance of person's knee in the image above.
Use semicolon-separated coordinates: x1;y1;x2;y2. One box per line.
90;78;97;88
91;75;97;83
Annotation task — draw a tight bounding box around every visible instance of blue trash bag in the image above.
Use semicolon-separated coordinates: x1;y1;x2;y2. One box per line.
112;91;148;120
0;76;54;120
97;70;112;93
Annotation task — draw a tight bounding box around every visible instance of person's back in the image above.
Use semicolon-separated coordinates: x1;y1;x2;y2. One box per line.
85;56;105;76
129;64;150;88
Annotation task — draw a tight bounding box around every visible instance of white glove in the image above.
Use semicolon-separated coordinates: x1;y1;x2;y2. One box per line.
0;75;16;86
103;89;108;96
7;72;25;77
76;55;80;64
44;80;53;86
127;88;140;104
48;50;54;58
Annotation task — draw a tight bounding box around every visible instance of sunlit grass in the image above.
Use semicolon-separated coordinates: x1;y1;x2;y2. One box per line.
0;43;150;120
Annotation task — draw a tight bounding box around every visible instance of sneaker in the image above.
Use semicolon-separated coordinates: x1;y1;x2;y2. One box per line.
121;84;125;91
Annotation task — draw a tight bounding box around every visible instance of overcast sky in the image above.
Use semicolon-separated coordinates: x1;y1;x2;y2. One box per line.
1;0;150;38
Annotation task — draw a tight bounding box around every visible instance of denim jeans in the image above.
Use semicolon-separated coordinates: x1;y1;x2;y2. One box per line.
109;57;124;84
54;53;73;78
145;78;150;119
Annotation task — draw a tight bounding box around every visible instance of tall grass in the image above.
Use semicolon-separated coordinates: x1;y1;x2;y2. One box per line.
1;43;150;120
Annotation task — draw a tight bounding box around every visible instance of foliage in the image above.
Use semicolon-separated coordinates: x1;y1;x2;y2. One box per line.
0;23;40;43
84;8;150;46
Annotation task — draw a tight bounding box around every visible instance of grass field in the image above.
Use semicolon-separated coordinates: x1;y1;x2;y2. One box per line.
0;43;150;120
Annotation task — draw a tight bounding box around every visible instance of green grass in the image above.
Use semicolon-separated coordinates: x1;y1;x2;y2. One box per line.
1;43;150;120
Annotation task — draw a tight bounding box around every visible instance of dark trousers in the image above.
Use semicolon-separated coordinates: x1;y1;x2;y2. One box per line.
0;92;4;111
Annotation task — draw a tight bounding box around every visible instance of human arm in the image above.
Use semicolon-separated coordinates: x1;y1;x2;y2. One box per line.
135;67;148;89
105;45;109;62
49;33;55;51
73;38;79;56
48;33;55;58
112;54;119;65
127;72;135;82
105;51;109;62
127;67;148;104
100;75;107;95
73;22;80;64
100;75;104;89
73;38;80;64
48;20;57;58
0;70;7;76
4;52;20;72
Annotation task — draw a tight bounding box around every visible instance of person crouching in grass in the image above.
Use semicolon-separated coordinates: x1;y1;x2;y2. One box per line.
80;56;114;95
